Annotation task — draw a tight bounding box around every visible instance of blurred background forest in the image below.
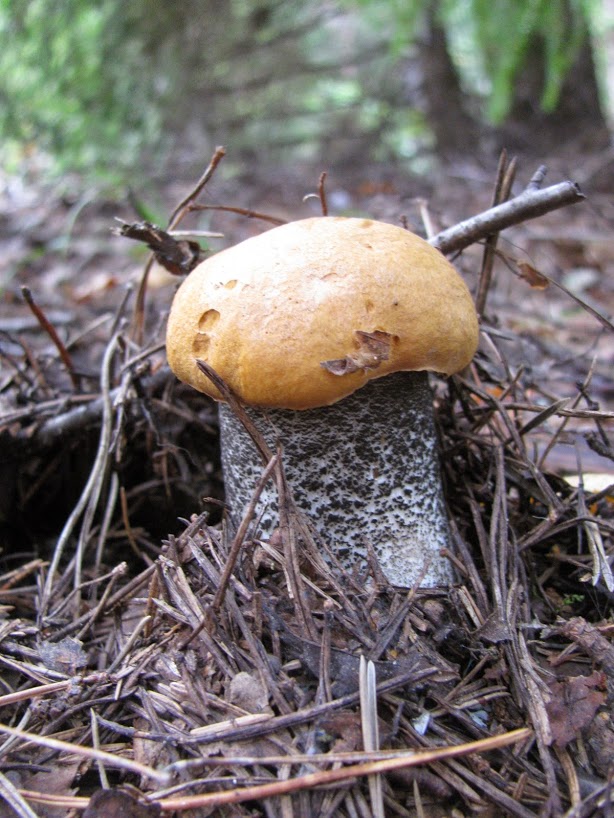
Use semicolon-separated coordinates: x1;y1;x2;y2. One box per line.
1;0;613;188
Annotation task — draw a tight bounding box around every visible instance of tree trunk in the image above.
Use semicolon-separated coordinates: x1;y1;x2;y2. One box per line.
501;18;609;154
417;4;481;159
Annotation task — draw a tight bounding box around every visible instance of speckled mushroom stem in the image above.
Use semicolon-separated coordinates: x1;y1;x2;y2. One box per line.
219;370;454;587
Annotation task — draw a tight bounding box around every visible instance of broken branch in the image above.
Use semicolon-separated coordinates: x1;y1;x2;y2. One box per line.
431;180;585;256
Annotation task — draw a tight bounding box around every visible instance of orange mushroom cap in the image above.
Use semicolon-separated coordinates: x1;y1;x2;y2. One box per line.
166;216;479;410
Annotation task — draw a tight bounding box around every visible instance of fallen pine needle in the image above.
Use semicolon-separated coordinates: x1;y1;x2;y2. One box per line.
0;722;170;785
19;727;531;812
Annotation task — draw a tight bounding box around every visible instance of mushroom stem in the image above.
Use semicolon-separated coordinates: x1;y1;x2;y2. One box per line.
219;371;454;587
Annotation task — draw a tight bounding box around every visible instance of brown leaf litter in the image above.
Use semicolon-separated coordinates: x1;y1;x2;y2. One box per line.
0;152;613;817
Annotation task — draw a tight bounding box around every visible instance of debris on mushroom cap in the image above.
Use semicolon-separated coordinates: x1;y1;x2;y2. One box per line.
166;216;479;410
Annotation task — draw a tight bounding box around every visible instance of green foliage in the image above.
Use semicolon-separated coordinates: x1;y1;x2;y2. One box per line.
0;0;165;176
348;0;599;123
0;0;605;177
468;0;594;121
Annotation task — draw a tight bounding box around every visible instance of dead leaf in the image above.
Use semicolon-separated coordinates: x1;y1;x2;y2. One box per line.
516;260;549;289
38;636;87;674
317;710;363;751
546;671;607;748
321;329;393;376
227;671;270;712
14;758;81;818
132;717;174;774
83;788;160;818
113;220;202;276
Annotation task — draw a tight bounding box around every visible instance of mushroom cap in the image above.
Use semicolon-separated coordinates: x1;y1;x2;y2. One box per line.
166;216;479;410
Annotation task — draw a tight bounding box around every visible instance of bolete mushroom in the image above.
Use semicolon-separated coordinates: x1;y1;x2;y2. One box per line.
166;217;479;587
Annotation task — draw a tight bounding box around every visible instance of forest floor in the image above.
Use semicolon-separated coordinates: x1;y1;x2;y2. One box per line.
0;148;613;818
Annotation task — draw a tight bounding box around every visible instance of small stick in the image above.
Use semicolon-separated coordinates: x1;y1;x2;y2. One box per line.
168;229;224;238
491;149;510;212
0;771;39;818
75;561;126;640
8;366;174;452
17;728;533;813
318;171;328;216
0;558;44;592
526;165;548;191
415;198;435;238
167;146;227;228
90;710;109;790
196;359;275;466
187;203;286;225
513;262;614;332
38;332;120;621
132;147;227;343
475;151;517;316
301;171;328;216
211;451;281;613
160;728;532;811
21;286;80;390
0;722;169;784
430;180;585;256
48;564;157;642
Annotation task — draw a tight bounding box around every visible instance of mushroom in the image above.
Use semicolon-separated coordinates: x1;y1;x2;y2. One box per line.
166;217;479;587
